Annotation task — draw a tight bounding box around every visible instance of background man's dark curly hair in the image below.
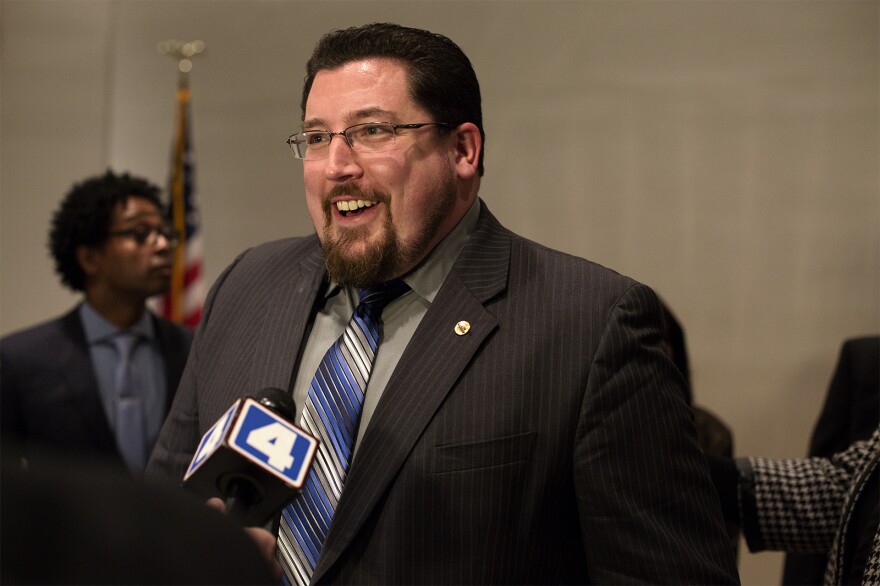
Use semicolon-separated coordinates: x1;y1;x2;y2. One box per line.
49;170;163;292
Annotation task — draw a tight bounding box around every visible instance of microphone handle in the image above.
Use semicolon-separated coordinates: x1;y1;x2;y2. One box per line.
224;477;258;523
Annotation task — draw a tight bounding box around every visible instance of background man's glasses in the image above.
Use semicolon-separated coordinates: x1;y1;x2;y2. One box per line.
108;225;180;247
287;121;449;160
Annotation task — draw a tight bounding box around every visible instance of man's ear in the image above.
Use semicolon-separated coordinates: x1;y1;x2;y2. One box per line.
76;245;101;276
450;122;481;181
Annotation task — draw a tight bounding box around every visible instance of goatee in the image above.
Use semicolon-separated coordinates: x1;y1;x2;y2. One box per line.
320;176;457;287
322;211;403;287
320;184;402;287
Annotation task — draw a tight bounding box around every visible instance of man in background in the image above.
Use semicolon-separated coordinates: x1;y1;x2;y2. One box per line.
1;170;192;476
782;335;880;584
148;23;738;584
709;426;879;585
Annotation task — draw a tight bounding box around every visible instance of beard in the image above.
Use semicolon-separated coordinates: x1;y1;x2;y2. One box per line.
321;175;457;288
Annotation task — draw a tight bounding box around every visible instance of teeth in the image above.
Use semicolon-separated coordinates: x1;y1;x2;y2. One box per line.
336;200;376;212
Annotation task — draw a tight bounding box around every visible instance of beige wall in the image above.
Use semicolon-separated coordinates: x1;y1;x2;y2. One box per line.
2;1;878;582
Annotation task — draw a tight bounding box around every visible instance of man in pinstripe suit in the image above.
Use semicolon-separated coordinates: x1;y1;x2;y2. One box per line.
147;23;739;584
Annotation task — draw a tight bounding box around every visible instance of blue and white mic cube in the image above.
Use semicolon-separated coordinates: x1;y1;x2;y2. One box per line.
183;398;318;525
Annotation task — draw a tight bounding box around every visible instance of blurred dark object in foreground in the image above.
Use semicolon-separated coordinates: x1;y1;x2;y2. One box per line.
1;441;275;585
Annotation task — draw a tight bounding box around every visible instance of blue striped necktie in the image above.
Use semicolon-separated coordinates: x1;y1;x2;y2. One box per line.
278;280;410;586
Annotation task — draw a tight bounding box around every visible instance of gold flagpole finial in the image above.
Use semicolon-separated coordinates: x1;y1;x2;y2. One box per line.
158;39;206;74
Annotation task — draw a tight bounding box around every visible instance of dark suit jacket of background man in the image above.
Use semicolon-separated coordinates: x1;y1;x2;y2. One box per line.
147;202;739;584
1;306;192;469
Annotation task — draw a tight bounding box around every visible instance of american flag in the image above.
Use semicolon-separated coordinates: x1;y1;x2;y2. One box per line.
159;76;204;328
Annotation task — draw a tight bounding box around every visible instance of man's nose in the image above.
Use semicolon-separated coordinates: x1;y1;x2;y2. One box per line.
324;135;363;181
153;231;174;252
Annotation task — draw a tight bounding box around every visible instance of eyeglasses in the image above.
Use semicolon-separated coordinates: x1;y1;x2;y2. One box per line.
286;122;449;160
107;225;180;247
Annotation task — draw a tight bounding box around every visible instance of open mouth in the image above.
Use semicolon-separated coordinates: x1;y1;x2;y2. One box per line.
336;199;377;217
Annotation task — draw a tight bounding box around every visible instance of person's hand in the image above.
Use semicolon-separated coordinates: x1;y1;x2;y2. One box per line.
206;498;282;581
206;497;226;514
244;526;281;580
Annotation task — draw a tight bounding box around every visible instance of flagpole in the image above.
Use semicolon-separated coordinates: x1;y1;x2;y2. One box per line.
159;40;205;326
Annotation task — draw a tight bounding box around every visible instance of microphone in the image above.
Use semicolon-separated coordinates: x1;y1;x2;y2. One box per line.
182;387;318;526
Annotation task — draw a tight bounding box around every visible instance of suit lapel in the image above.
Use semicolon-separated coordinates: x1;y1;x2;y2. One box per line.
247;240;327;394
313;203;511;580
828;428;880;583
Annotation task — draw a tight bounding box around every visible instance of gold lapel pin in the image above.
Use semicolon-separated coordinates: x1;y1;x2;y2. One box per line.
454;321;471;336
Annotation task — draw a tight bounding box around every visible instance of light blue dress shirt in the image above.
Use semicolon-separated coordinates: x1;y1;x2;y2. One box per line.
79;303;168;455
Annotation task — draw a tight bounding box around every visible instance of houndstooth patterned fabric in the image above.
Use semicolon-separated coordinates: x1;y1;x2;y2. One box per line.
748;426;880;585
864;529;880;585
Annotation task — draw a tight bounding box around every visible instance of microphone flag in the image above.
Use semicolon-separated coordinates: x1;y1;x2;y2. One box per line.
183;397;318;526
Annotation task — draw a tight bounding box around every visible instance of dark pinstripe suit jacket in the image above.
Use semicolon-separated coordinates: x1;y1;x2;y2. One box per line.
147;202;739;584
1;306;192;470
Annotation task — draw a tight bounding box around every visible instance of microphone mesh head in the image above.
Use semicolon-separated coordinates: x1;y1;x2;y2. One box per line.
254;387;296;421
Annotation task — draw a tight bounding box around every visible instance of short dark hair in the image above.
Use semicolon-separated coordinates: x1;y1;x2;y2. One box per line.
302;22;485;176
49;169;163;292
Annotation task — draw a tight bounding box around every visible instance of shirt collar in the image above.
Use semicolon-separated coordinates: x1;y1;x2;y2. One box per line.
79;302;155;345
403;197;480;303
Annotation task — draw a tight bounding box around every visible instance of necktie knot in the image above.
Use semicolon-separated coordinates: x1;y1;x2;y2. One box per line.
357;279;410;315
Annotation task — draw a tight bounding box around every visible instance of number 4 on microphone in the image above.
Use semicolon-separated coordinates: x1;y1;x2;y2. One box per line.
246;422;298;471
185;398;318;490
233;402;317;487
